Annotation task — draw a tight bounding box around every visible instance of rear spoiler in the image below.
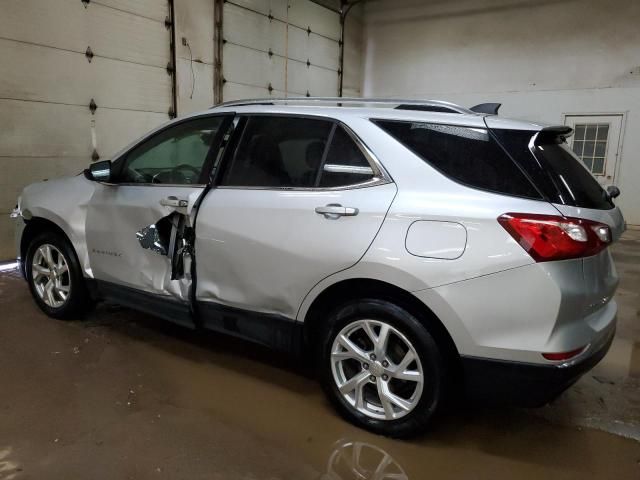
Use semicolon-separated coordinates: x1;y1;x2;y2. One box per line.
538;125;574;142
541;125;573;136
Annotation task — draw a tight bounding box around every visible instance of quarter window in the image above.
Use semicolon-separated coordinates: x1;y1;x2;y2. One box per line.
374;120;541;199
119;116;226;185
319;126;375;188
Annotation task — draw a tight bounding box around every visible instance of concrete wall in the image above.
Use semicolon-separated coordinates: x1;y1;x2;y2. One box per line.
363;0;640;224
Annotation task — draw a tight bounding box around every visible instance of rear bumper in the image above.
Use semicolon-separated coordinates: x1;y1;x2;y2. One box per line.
461;325;615;407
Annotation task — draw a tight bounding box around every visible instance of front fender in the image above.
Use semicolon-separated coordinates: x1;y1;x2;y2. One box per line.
20;175;97;277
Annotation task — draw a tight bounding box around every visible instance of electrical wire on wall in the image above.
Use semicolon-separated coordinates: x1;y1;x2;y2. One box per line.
182;37;196;99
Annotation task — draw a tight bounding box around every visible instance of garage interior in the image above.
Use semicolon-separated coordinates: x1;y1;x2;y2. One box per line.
0;0;639;478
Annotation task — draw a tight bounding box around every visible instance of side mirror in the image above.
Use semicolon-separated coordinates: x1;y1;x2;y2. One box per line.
606;185;620;199
84;160;112;182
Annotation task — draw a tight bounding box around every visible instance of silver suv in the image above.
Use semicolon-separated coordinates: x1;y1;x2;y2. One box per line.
13;98;625;437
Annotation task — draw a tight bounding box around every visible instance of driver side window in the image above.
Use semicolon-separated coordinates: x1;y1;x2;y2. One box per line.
119;116;225;185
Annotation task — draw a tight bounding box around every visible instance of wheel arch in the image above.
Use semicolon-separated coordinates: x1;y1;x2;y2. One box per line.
21;217;75;263
303;278;461;375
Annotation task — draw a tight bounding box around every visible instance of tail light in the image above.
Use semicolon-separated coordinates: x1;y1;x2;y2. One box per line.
542;346;587;361
498;213;611;262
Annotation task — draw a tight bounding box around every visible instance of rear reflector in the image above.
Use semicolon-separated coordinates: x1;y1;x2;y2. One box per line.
542;346;586;361
498;213;611;262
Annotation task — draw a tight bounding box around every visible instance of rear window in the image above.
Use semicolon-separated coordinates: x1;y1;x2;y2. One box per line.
492;129;613;210
374;120;542;199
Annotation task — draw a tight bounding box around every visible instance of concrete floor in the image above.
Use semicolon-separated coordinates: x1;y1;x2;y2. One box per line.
0;231;638;480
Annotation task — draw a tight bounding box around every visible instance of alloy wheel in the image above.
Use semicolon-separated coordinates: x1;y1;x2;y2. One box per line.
31;244;71;308
330;319;424;420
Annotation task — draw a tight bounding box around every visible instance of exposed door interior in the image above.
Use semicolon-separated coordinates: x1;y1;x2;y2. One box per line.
564;114;623;186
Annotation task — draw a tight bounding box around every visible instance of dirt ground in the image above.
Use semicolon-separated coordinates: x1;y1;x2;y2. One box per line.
0;231;638;479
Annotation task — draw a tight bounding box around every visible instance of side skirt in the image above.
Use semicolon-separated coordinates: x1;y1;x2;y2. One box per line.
88;280;304;356
90;280;194;329
198;301;304;357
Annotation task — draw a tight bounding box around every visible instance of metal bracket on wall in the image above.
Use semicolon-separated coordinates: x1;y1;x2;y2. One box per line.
167;0;178;119
81;0;90;7
85;46;94;62
213;0;225;104
89;98;97;114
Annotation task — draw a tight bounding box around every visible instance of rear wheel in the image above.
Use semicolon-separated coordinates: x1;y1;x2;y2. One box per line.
319;299;445;438
25;231;92;319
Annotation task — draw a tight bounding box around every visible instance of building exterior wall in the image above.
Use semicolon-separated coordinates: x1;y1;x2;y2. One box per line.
362;0;640;224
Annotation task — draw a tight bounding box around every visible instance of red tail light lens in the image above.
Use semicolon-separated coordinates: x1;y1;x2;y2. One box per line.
498;213;611;262
542;346;587;361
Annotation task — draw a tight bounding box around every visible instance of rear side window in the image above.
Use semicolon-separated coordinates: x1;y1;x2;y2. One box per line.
220;116;333;188
374;120;541;199
492;129;613;210
220;116;376;189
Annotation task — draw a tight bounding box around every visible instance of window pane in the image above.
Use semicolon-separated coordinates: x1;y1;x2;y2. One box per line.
583;141;595;157
220;116;333;187
574;124;586;140
582;156;594;170
596;124;609;141
585;125;597;140
120;117;224;184
594;141;607;156
374;121;540;199
319;126;374;188
572;140;584;156
592;157;605;174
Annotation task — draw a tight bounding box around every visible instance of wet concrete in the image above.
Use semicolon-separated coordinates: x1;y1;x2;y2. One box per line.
0;232;639;479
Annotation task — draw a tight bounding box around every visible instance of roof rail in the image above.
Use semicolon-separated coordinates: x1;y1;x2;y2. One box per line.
210;97;476;115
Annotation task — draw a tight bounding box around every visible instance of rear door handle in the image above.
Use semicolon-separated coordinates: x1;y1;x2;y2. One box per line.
315;204;359;219
160;196;188;208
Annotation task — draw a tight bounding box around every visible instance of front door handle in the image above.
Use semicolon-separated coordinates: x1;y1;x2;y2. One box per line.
160;196;188;208
315;204;359;219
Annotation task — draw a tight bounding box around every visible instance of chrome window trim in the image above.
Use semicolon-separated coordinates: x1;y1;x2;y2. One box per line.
323;164;374;175
99;182;207;188
215;175;389;192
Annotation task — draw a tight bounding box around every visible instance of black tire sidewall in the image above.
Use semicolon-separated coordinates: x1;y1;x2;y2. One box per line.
319;299;445;438
25;231;89;320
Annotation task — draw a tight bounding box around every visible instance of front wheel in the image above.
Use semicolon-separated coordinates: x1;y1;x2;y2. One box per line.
25;231;92;319
319;299;445;438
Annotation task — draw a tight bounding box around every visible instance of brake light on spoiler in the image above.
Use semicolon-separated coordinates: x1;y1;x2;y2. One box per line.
498;213;611;262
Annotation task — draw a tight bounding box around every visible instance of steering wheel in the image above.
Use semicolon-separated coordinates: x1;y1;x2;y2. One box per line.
151;164;201;184
171;164;201;183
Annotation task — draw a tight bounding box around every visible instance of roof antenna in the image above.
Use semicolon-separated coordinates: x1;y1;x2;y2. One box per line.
470;103;501;115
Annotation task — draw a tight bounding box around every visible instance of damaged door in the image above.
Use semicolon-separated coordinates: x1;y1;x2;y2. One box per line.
85;114;232;326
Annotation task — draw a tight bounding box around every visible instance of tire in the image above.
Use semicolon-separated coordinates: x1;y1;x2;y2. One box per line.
318;299;445;438
25;231;93;320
